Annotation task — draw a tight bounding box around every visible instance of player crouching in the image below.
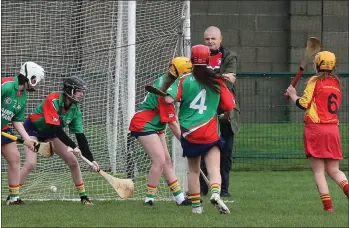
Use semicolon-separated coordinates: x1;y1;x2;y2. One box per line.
19;76;100;205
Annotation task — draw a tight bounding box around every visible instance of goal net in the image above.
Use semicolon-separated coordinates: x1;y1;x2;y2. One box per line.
1;0;187;200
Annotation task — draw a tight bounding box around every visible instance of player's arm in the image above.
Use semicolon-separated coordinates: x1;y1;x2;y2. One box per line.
11;121;38;151
11;100;38;149
12;122;32;141
218;78;236;112
11;99;32;140
69;110;95;162
288;77;316;110
75;133;94;162
158;96;181;140
165;77;183;104
168;117;181;140
42;96;77;148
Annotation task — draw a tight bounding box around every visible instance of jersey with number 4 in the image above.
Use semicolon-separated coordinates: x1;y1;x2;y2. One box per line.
167;73;235;144
1;76;28;130
129;74;177;133
298;75;341;124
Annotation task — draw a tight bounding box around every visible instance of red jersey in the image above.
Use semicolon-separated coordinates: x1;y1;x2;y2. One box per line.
298;75;341;124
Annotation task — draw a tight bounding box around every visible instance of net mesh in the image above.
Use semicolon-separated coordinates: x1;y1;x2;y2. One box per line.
1;0;185;200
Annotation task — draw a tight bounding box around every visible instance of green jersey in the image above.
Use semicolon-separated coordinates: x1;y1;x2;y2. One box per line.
166;73;235;143
138;74;165;111
29;92;84;134
129;74;176;132
1;76;28;129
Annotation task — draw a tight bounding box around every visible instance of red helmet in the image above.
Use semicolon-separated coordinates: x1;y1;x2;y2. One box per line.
191;45;210;65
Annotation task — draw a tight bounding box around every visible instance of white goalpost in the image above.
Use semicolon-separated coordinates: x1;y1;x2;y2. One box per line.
172;0;191;195
1;0;189;201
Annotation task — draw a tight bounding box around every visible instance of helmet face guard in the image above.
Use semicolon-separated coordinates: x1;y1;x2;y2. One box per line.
27;76;38;87
63;76;87;103
65;87;86;103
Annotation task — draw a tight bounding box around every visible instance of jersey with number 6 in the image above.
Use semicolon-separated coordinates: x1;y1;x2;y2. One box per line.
166;73;235;144
1;76;28;130
298;75;341;124
129;74;177;133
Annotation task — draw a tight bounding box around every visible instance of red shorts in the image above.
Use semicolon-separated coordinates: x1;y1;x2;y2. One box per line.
304;124;343;160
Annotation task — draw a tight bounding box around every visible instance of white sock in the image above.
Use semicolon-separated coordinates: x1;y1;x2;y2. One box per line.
10;196;19;202
174;192;185;204
145;197;154;203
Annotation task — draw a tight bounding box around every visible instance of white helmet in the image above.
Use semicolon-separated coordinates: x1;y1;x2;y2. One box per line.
19;61;45;86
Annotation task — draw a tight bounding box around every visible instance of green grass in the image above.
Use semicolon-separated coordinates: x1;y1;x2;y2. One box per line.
2;171;348;227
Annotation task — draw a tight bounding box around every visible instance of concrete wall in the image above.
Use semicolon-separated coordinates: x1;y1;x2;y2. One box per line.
289;0;349;72
191;0;348;73
191;1;290;72
191;0;348;123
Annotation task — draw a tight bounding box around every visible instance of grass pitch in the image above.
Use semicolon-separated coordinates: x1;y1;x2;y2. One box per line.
2;171;348;227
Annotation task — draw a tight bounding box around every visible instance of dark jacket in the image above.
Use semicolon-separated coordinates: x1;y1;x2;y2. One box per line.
218;46;240;134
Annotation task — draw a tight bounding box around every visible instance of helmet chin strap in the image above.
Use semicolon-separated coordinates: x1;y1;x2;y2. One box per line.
65;89;81;103
23;80;35;92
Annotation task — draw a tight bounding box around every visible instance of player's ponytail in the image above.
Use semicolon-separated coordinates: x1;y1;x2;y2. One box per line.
192;65;220;93
316;72;341;86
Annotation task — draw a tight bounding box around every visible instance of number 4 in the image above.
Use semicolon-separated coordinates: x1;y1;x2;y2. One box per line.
190;89;207;114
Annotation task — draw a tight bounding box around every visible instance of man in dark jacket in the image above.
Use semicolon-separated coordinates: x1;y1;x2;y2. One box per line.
200;26;240;197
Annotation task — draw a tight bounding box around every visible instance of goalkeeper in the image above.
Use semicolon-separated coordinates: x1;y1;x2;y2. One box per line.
2;62;45;205
129;57;192;206
164;45;236;214
19;76;100;205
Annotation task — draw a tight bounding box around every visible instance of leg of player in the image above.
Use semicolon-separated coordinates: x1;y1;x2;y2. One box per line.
325;159;349;199
2;142;22;205
158;133;187;205
308;157;333;212
205;146;230;214
187;156;203;214
19;136;39;187
137;134;167;206
52;137;93;206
